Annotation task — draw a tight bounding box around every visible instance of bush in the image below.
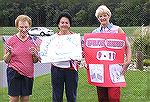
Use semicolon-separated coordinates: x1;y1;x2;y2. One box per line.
143;59;150;66
132;26;150;59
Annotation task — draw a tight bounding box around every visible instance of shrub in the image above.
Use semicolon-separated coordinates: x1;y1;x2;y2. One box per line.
132;26;150;59
143;59;150;67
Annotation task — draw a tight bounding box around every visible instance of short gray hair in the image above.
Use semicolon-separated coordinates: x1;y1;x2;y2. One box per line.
95;5;111;18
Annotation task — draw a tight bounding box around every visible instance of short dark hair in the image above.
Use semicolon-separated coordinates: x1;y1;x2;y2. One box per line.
56;12;72;26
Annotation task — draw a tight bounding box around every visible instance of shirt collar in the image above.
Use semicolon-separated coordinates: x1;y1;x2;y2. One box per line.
99;23;113;32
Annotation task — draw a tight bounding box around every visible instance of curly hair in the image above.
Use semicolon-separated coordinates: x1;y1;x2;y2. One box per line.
56;12;72;27
15;15;32;27
95;5;111;18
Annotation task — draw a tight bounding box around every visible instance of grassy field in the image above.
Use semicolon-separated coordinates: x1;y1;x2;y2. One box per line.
0;40;4;60
0;69;150;102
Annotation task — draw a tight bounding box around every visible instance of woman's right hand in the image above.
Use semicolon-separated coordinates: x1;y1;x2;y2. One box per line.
3;46;13;63
82;59;88;69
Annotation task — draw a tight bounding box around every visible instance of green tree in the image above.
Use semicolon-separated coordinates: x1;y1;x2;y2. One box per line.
74;10;88;26
114;0;149;26
143;1;150;25
0;0;150;27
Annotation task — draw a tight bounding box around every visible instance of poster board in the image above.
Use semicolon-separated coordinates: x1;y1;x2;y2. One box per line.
39;34;82;63
84;33;126;87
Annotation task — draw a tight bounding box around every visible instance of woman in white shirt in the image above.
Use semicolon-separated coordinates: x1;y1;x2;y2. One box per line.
51;12;79;102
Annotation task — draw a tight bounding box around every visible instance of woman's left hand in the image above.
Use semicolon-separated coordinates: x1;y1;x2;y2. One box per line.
120;62;131;75
30;47;38;55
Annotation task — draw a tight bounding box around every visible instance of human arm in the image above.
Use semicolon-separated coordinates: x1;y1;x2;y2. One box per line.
30;36;42;63
3;37;12;63
118;27;132;75
122;39;132;75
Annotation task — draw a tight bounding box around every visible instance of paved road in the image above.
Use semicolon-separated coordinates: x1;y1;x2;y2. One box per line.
0;61;51;88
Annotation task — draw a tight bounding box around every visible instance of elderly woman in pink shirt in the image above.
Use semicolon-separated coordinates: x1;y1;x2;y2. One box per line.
3;15;40;102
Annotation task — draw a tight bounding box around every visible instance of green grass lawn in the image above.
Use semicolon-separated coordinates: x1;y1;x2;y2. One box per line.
121;70;150;102
0;69;150;102
0;39;4;60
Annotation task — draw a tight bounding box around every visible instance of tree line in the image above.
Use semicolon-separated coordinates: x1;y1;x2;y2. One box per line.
0;0;150;27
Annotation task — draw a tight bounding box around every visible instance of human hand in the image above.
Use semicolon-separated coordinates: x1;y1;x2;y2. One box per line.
7;46;12;53
30;47;41;62
6;45;13;54
3;45;13;63
120;62;131;75
30;47;37;55
82;59;88;69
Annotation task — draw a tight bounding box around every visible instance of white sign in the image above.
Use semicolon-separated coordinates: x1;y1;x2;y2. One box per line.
89;64;104;83
109;64;125;83
39;34;82;63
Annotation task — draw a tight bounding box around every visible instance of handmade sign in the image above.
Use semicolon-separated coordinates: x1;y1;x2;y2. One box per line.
39;34;82;63
84;33;126;87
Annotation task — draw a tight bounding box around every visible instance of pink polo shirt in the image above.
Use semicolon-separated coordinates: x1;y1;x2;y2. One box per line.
6;35;37;78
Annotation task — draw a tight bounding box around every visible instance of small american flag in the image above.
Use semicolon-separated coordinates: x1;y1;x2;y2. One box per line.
70;58;78;71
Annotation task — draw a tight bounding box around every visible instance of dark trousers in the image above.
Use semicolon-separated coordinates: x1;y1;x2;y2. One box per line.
97;87;120;102
51;65;78;102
